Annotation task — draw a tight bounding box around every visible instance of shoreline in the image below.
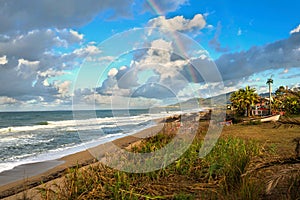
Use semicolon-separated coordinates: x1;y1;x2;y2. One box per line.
0;120;166;199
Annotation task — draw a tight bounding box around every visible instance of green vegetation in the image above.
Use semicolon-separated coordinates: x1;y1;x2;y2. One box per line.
230;86;259;117
230;81;300;117
24;117;300;200
38;122;264;200
274;86;300;115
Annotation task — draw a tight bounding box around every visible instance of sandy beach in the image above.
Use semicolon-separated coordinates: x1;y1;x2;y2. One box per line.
1;113;300;199
0;120;166;199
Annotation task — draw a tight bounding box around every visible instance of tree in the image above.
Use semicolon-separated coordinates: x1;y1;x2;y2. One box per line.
230;88;244;115
275;86;286;96
230;86;259;117
274;86;300;115
266;77;273;114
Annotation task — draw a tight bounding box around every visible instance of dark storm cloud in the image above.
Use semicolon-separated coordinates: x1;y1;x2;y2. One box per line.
0;67;59;101
0;0;135;34
216;32;300;82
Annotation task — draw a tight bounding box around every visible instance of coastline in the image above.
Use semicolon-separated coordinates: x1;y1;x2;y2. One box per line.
0;120;165;199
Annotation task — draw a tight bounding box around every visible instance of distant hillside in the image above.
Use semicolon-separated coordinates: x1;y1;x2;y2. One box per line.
164;89;292;110
259;92;274;98
207;92;233;104
167;92;233;109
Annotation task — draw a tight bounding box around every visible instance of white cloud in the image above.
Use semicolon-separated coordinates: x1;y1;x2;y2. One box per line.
85;45;101;54
55;81;72;98
108;68;118;77
207;25;214;29
38;68;66;78
87;55;115;62
282;68;289;74
56;29;84;45
16;59;40;79
0;29;87;103
43;79;50;87
18;59;40;66
0;55;8;65
0;96;18;105
70;29;84;41
131;39;190;82
147;14;206;32
290;24;300;34
95;37;193;100
150;39;172;51
74;45;101;56
0;0;200;109
120;66;127;70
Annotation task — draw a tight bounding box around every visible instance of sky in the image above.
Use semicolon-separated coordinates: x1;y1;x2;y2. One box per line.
0;0;300;111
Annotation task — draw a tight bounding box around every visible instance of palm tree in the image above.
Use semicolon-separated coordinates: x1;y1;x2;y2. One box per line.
230;86;259;117
266;77;273;115
230;89;244;115
243;86;260;117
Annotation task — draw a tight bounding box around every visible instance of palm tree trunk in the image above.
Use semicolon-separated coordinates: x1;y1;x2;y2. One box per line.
269;83;272;115
247;105;251;117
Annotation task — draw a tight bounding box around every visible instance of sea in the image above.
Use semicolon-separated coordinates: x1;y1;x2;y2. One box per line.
0;109;175;174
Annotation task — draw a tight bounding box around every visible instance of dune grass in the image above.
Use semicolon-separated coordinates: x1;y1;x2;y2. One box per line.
37;121;265;199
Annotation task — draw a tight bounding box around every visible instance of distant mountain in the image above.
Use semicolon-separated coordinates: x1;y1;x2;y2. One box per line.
258;92;274;98
164;89;294;110
259;86;300;97
166;92;233;109
171;87;300;110
207;92;233;104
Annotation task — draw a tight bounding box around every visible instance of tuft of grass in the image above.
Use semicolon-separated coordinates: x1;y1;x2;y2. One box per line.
173;192;195;200
38;121;263;199
231;175;263;200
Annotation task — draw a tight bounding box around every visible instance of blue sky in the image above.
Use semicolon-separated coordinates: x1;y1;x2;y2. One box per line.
0;0;299;111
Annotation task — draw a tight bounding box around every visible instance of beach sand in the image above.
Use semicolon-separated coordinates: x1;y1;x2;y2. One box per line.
0;121;165;199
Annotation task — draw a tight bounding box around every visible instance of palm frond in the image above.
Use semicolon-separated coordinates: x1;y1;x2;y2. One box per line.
266;167;300;194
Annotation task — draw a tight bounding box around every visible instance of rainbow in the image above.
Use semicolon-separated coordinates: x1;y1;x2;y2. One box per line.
145;0;164;16
145;0;205;84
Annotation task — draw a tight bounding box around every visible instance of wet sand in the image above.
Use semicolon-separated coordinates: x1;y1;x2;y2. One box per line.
0;160;64;187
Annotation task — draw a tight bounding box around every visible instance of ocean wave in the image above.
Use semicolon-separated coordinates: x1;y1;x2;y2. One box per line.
0;132;126;174
0;113;165;134
0;111;171;174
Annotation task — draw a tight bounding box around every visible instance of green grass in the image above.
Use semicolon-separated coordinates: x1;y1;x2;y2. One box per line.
38;122;263;200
